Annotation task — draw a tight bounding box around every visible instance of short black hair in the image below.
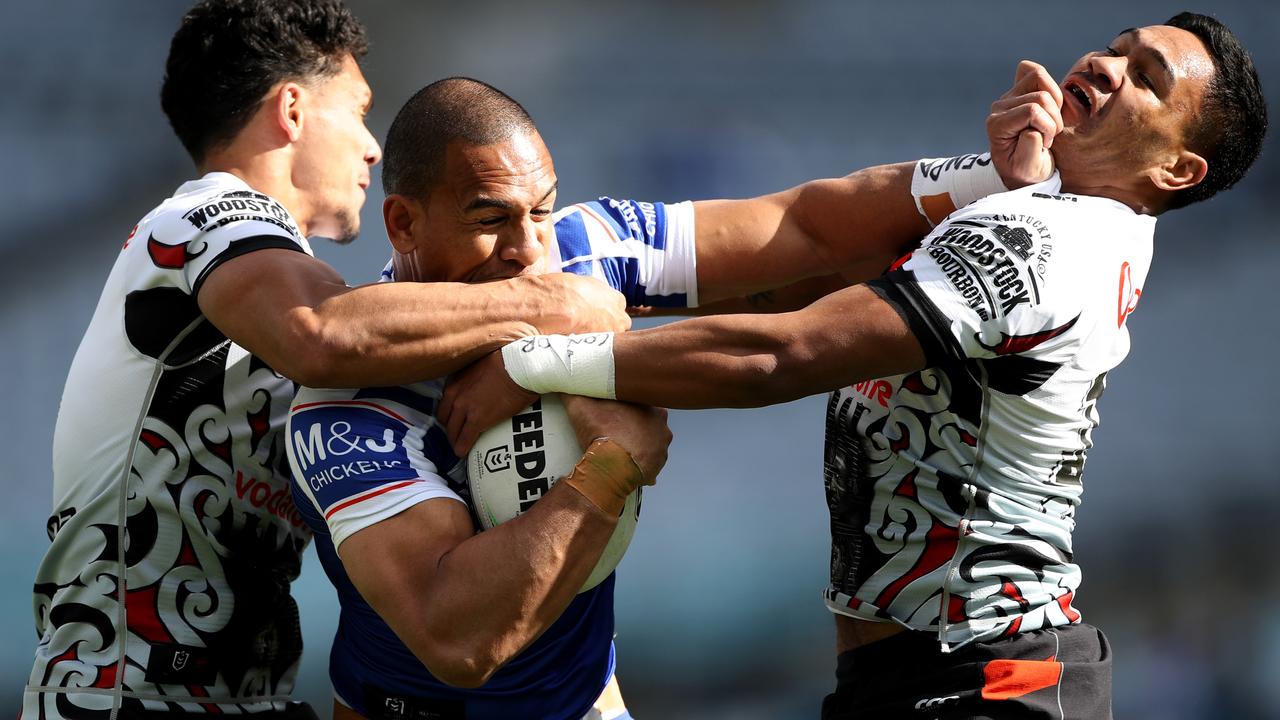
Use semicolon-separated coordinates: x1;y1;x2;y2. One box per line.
1164;11;1267;210
160;0;368;165
381;77;538;199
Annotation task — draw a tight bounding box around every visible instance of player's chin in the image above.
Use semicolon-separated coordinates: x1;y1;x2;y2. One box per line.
328;209;361;246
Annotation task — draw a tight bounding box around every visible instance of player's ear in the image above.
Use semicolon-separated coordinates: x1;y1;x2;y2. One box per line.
271;82;305;143
1151;148;1207;193
384;194;423;254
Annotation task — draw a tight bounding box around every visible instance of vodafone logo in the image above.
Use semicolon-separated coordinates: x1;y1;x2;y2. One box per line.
1117;261;1141;328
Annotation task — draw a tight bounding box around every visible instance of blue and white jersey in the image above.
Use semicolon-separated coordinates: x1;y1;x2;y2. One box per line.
551;197;698;307
378;197;698;308
287;197;695;719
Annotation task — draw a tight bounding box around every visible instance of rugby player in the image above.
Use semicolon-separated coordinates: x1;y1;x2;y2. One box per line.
439;13;1267;719
284;73;1046;718
283;78;680;720
26;2;628;718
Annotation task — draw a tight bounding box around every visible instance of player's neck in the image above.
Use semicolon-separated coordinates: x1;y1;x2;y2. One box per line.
200;142;316;235
1058;172;1158;215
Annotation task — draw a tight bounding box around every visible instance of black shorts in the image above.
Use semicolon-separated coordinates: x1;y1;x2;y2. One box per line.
821;623;1112;720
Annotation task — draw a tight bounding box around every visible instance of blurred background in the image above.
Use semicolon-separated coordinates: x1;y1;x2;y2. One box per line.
3;1;1278;717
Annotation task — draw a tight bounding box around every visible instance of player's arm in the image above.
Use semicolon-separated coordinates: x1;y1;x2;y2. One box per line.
690;162;928;305
439;282;927;451
616;284;926;407
682;61;1064;306
334;398;667;689
197;249;628;388
648;272;853;317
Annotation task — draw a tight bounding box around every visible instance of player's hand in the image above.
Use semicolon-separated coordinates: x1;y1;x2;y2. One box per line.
988;60;1063;188
560;395;670;487
535;273;632;334
439;350;537;456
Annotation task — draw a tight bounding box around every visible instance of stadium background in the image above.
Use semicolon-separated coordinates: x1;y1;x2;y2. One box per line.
3;1;1278;717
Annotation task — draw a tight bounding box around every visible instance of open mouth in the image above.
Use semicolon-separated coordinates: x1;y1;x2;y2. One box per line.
1066;82;1092;114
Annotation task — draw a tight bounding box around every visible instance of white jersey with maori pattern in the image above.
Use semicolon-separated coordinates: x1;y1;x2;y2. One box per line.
27;173;313;718
823;174;1155;649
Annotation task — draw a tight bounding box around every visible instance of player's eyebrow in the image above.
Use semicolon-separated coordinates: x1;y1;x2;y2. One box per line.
536;181;558;206
1118;28;1174;86
465;196;513;212
465;182;558;213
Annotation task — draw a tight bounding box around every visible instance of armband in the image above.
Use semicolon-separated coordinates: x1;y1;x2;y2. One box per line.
911;154;1008;227
501;333;617;399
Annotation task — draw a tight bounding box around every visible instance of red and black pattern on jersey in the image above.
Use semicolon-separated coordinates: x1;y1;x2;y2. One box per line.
33;326;308;717
28;173;313;718
820;177;1154;649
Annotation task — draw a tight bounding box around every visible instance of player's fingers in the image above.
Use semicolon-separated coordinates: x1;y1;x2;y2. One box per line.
1017;63;1063;108
1010;61;1063;108
438;383;457;427
454;416;480;457
990;103;1059;146
441;395;467;451
1013;59;1044;85
451;417;471;456
1012;130;1053;179
1005;60;1043;100
991;90;1057;117
991;92;1064;135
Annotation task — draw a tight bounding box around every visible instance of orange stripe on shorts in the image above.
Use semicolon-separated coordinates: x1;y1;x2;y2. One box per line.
980;658;1062;701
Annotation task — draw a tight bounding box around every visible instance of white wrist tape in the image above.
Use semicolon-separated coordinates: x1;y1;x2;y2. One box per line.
501;333;617;399
911;153;1008;226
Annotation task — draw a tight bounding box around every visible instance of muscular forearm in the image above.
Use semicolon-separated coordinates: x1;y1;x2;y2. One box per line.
200;250;627;389
301;276;556;387
693;161;927;305
611;312;826;409
497;286;925;411
612;290;919;408
412;481;616;686
373;440;641;688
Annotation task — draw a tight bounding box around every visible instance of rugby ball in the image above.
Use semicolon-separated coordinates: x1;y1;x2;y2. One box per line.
466;394;640;592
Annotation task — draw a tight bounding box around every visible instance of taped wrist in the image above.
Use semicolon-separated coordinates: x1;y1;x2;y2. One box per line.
911;153;1008;227
562;437;644;517
501;333;617;399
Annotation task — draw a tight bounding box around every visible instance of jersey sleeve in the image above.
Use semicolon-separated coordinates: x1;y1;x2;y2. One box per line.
867;212;1081;370
151;189;310;297
552;198;698;307
285;397;464;549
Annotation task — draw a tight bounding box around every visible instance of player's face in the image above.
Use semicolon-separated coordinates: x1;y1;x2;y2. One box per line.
411;132;558;283
292;55;382;244
1053;25;1214;185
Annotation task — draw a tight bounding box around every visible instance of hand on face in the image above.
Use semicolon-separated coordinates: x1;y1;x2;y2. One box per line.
988;60;1063;188
1046;26;1215;203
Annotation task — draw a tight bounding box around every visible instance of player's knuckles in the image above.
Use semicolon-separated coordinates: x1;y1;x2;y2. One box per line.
1030;107;1059;137
1017;59;1047;77
986;111;1014;136
1031;71;1064;105
1028;90;1058;110
989;97;1022;116
1015;59;1039;81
